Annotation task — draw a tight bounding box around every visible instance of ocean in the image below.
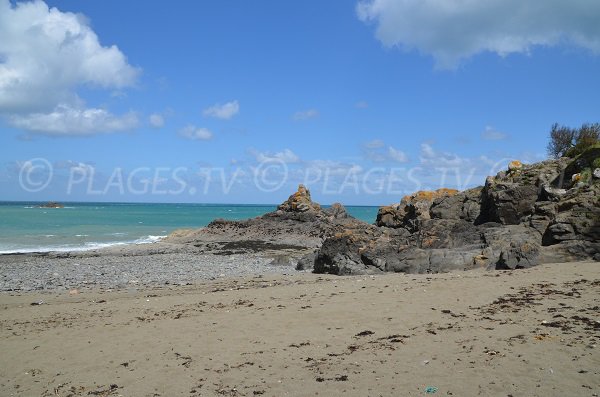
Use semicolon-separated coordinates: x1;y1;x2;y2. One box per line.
0;202;378;254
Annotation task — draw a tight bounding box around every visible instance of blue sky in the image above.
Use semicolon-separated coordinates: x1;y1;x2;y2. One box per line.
1;0;599;205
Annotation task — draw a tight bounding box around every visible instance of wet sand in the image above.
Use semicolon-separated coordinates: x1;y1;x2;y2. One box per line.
1;261;599;396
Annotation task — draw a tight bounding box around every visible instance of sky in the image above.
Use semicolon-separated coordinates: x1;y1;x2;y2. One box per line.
1;0;599;205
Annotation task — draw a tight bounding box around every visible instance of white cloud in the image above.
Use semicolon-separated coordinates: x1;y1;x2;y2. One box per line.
388;146;408;163
149;113;165;128
9;105;138;136
363;140;409;163
481;126;508;141
357;0;600;68
0;0;140;134
364;139;385;149
54;160;95;175
202;100;239;120
293;109;319;121
420;143;436;159
179;125;213;141
251;148;301;164
355;100;369;109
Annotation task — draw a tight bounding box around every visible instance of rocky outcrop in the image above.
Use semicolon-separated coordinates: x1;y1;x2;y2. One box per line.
376;188;459;230
277;184;321;213
168;149;599;275
165;185;366;252
311;150;599;275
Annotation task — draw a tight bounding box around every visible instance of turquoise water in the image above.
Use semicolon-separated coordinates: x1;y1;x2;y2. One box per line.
0;202;378;253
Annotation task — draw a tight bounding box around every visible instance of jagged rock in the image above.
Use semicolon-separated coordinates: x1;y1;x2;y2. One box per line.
481;225;541;269
540;241;600;263
376;188;459;230
416;219;482;249
278;184;321;213
478;179;538;225
430;187;482;222
542;183;600;245
313;229;383;275
324;203;348;219
529;201;557;236
539;185;566;202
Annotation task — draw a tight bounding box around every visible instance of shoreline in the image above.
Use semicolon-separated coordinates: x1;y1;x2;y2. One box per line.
0;235;169;256
1;261;598;396
0;239;313;292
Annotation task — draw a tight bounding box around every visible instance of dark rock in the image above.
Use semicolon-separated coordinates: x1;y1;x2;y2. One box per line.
324;203;348;219
376;188;459;230
430;187;482;222
417;219;482;249
478;180;538;225
542;183;600;245
482;225;541;269
38;201;64;208
296;251;317;271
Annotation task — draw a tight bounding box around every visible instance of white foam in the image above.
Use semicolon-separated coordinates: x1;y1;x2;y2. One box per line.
0;235;167;254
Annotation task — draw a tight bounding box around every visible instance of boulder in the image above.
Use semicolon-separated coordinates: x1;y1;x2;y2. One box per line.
376;188;459;230
481;225;541;269
430;187;482;222
295;251;318;271
542;183;600;245
324;203;348;219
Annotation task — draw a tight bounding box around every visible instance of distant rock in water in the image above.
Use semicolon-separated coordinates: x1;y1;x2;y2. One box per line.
38;202;64;208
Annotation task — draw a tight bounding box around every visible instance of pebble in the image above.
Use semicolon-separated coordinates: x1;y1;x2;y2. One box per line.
0;251;287;291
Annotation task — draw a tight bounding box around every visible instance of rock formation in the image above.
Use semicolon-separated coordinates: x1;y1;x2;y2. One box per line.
166;149;599;275
311;148;599;275
165;185;362;253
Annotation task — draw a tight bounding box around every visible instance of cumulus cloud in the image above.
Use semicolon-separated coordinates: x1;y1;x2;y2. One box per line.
250;148;301;164
357;0;600;68
292;109;319;121
149;113;165;128
362;140;409;163
364;139;385;149
9;106;138;136
202;100;239;120
0;0;140;134
481;126;509;141
179;125;213;141
388;146;409;163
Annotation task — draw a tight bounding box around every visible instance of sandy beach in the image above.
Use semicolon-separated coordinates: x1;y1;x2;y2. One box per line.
1;261;598;397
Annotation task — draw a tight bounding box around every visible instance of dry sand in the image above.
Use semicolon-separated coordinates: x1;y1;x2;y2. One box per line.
1;262;599;397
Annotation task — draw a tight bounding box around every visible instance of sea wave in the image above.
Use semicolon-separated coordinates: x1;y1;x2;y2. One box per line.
0;235;167;255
